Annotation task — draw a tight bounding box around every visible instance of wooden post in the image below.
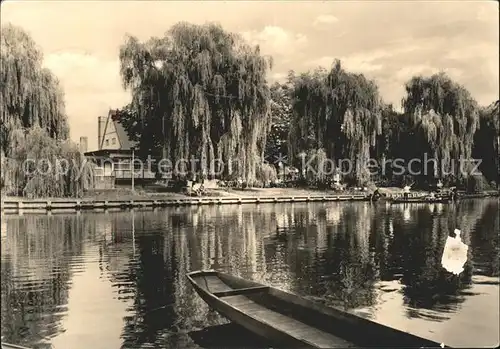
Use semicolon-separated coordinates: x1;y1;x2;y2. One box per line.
131;147;135;192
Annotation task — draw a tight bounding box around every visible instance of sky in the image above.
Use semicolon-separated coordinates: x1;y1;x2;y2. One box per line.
2;0;498;150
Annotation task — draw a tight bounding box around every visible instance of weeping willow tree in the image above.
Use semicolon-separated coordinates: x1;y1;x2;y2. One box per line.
288;60;383;185
118;22;272;184
473;100;499;187
302;148;330;186
1;24;93;198
402;73;480;183
2;125;95;198
1;24;69;145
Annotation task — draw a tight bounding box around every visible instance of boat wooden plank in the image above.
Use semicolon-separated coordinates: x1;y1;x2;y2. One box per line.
213;286;269;298
221;295;257;307
201;275;234;293
223;295;354;348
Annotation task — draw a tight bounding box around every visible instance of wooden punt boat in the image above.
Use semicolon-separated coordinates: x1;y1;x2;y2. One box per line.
187;270;447;348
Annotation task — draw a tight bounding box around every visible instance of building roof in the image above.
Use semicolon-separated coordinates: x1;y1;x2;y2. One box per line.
107;109;138;150
84;148;133;158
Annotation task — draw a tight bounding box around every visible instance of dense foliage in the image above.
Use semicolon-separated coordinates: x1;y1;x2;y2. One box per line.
1;126;95;198
0;24;93;198
402;73;480;182
473;100;499;185
288;61;382;185
1;24;69;146
118;22;272;183
116;31;496;188
264;76;294;164
371;104;414;185
2;22;497;195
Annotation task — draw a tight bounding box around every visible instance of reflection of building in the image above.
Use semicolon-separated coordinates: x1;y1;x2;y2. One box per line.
84;110;158;188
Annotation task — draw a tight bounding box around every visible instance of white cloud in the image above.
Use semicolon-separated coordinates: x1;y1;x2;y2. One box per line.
313;14;339;27
444;42;497;61
308;56;337;69
341;59;383;74
395;65;463;81
43;50;123;93
241;26;307;56
395;65;434;80
308;43;429;74
42;50;130;149
269;72;288;82
343;44;422;63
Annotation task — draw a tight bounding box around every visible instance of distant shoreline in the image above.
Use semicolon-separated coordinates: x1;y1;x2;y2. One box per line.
1;192;370;215
2;186;498;200
1;188;498;215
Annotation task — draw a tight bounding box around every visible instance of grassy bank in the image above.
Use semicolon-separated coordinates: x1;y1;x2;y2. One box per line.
2;186;497;203
0;188;373;214
3;187;369;202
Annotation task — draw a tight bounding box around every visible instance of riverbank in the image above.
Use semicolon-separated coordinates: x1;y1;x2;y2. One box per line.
1;187;497;215
2;187;366;201
0;191;370;215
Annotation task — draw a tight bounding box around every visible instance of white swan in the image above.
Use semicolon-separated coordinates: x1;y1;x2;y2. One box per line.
441;229;469;275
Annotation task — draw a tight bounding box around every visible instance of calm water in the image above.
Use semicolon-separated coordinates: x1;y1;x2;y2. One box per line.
1;199;499;348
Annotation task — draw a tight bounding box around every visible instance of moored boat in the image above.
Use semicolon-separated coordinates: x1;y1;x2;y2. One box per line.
187;270;447;348
390;196;452;204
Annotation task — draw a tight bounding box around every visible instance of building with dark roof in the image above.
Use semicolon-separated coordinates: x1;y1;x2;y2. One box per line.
98;109;138;151
84;109;156;187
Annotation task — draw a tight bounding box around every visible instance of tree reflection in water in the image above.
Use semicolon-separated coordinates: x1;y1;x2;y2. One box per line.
0;198;498;349
1;214;90;348
386;200;496;319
